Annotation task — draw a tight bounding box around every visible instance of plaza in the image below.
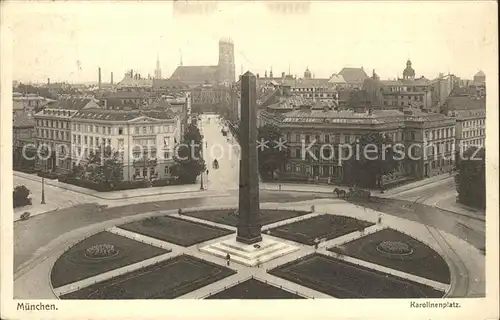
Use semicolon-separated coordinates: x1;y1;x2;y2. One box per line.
13;76;485;300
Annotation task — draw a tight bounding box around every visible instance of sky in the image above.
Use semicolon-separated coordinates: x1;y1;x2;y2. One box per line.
3;1;498;84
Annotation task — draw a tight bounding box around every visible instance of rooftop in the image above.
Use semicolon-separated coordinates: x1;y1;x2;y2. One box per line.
72;108;176;122
280;108;452;125
170;65;219;84
338;67;369;83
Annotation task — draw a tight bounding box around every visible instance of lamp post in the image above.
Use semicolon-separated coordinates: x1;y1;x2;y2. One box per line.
41;177;46;204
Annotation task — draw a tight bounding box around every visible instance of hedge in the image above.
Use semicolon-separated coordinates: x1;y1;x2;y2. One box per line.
59;177;183;192
58;177;147;192
37;172;59;180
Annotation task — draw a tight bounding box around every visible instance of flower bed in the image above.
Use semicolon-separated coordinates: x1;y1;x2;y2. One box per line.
85;244;119;259
376;240;413;256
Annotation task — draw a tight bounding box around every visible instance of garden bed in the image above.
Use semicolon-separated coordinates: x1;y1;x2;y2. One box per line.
51;231;170;288
119;215;233;247
61;255;235;299
206;278;305;299
266;214;374;245
269;253;444;298
328;228;450;284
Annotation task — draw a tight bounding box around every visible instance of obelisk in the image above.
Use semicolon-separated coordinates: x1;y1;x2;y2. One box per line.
236;71;262;244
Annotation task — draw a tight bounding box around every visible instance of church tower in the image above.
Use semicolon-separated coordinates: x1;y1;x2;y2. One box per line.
403;60;415;80
218;38;235;85
154;54;162;79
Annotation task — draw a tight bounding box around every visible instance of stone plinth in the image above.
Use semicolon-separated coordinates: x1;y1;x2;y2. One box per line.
200;236;299;267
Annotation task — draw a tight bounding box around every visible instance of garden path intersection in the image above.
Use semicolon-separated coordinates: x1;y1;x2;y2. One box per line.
13;115;484;300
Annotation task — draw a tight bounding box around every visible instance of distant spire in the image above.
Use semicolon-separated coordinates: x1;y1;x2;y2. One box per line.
179;49;183;66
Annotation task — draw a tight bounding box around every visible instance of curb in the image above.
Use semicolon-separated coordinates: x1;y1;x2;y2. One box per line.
434;204;485;222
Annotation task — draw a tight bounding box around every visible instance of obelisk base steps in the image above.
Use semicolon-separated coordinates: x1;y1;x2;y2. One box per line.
200;236;299;267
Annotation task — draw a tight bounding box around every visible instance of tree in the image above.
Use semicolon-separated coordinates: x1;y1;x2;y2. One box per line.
171;123;206;184
455;146;485;210
13;185;31;208
84;146;123;187
343;132;399;188
257;124;289;179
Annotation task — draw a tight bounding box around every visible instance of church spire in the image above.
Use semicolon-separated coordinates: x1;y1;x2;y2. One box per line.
154;53;162;79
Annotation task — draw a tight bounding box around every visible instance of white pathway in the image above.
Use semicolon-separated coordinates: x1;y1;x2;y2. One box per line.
41;199;469;300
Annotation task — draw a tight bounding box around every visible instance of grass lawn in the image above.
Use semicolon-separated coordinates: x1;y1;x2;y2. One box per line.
51;231;170;288
269;254;444;298
267;214;374;245
61;255;236;299
183;209;310;227
328;228;451;284
206;278;305;299
119;215;233;247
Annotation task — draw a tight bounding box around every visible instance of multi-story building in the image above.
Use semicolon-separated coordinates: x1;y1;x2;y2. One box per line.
70;108;182;181
451;109;486;154
34;98;100;173
268;106;455;184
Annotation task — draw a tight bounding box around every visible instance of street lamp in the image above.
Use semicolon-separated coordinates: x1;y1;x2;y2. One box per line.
41;177;46;204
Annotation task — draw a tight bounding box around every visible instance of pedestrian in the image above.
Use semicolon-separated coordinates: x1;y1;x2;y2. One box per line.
377;214;382;224
206;169;209;175
311;205;315;212
226;253;231;266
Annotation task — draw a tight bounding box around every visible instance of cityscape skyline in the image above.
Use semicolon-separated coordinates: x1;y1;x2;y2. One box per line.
5;1;496;84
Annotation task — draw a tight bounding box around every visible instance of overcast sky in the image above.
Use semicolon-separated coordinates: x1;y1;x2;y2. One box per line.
4;1;497;84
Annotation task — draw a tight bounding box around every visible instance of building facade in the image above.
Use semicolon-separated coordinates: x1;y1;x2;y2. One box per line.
70;108;182;181
451;109;486;155
266;106;455;184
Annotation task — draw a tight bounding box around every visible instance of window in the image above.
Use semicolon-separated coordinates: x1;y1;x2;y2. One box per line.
108;127;111;135
84;136;88;145
295;134;300;142
73;134;76;143
142;168;147;177
107;138;111;146
90;137;94;146
142;126;147;134
164;166;170;175
78;135;81;144
325;135;330;143
135;127;140;134
305;135;310;143
118;127;123;135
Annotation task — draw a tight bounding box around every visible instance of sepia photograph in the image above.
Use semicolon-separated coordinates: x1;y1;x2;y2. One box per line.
1;1;498;319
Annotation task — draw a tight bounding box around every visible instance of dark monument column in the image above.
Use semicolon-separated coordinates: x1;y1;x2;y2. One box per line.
236;71;262;244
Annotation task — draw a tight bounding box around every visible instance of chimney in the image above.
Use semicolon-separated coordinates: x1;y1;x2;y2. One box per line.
98;67;102;90
47;78;50;85
256;73;260;78
282;72;285;79
111;72;114;85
